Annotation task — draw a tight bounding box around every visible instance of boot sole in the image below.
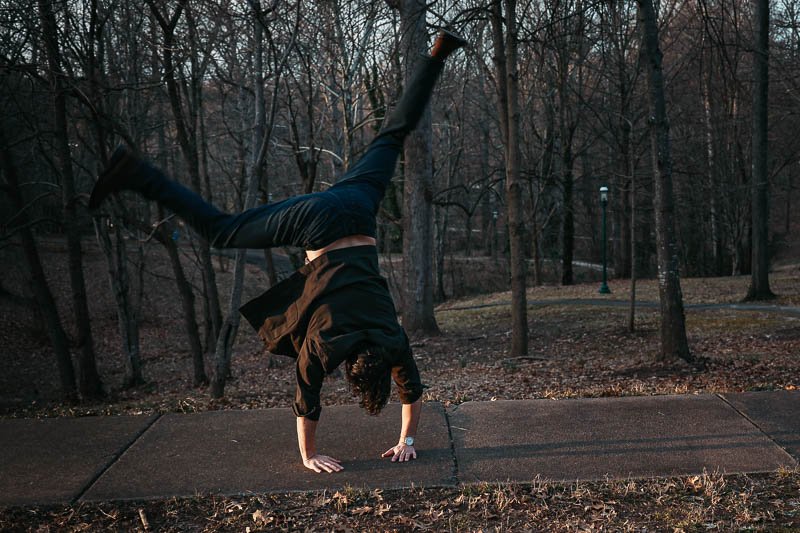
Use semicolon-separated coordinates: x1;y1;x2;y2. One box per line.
88;145;140;209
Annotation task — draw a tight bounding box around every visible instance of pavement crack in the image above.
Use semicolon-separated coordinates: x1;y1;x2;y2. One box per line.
71;413;162;505
716;393;798;465
442;407;460;486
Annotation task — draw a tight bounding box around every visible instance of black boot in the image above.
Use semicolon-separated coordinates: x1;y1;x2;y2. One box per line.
90;145;232;246
88;145;145;209
378;30;468;140
431;29;468;61
378;57;443;139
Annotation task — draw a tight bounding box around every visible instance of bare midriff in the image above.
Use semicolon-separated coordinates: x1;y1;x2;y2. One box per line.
305;234;376;263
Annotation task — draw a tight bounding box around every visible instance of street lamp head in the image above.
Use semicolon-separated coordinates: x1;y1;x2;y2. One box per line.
599;186;609;204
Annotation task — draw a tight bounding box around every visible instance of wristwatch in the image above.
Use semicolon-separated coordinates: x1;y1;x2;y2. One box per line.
403;436;415;446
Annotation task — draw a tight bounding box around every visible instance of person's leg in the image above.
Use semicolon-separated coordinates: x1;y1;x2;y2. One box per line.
331;30;467;210
89;146;323;249
378;29;467;140
89;31;467;249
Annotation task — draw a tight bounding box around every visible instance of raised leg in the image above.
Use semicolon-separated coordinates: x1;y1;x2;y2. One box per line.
331;31;468;204
89;30;468;250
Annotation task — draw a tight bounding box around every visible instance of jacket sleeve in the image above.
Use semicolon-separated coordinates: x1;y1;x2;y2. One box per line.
293;342;325;420
391;348;424;405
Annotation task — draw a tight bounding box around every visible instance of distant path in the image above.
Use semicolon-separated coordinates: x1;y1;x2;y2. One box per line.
439;298;800;317
212;250;799;318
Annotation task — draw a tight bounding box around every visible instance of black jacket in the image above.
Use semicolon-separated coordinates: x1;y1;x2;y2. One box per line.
240;245;423;420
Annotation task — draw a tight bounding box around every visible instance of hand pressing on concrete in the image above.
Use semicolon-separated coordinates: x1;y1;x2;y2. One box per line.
303;453;343;473
382;442;417;462
381;399;421;463
297;416;343;473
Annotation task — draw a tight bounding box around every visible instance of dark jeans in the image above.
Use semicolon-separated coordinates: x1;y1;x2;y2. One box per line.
134;56;444;250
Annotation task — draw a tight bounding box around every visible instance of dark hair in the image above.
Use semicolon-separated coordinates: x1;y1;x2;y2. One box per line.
345;346;392;415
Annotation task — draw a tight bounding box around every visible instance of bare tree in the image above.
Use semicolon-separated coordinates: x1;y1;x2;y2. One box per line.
636;0;694;365
542;0;591;286
390;0;440;333
147;0;224;354
490;0;528;356
83;0;147;388
746;0;776;301
211;0;299;398
37;0;104;398
95;220;144;386
0;130;77;399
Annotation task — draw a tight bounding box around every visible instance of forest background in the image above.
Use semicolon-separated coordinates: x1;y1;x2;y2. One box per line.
1;0;798;407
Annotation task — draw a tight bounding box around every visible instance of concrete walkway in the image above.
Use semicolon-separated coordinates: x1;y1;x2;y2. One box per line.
1;391;797;506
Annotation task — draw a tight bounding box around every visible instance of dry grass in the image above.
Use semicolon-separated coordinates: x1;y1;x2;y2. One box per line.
2;469;798;531
439;264;800;309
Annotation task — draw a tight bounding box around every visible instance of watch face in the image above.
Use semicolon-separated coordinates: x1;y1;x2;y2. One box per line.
404;436;414;446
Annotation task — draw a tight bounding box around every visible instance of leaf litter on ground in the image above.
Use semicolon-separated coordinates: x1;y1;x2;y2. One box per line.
1;242;798;530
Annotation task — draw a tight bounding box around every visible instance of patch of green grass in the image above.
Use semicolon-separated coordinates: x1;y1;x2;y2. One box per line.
435;305;511;332
687;311;787;334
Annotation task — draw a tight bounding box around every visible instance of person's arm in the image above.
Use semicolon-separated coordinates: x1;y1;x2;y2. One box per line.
294;343;342;473
381;399;421;462
297;416;342;473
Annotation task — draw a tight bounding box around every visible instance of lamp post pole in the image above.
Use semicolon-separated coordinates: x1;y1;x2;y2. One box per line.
599;186;611;294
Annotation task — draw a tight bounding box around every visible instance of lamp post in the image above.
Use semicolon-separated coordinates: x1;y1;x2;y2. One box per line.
599;186;611;294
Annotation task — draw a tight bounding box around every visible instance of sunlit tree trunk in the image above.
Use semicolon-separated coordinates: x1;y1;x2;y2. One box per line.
637;0;694;364
212;1;298;397
394;0;439;333
491;0;528;356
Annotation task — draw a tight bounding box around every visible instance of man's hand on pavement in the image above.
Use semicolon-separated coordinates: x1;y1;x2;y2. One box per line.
382;443;417;462
303;454;343;473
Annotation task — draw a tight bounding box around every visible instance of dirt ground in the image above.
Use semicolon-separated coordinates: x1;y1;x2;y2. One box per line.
1;239;798;531
1;239;797;417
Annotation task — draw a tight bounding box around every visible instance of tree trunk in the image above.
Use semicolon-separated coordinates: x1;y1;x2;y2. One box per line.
492;0;528;356
212;3;267;398
0;133;77;399
560;162;574;285
746;0;775;301
38;0;104;399
617;120;633;279
435;204;448;302
211;0;298;397
164;223;208;386
559;74;575;286
398;0;439;333
628;148;637;333
637;0;693;365
531;210;542;286
95;221;144;386
148;0;223;351
703;53;724;276
154;129;208;386
539;84;557;282
86;0;144;388
786;175;793;236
